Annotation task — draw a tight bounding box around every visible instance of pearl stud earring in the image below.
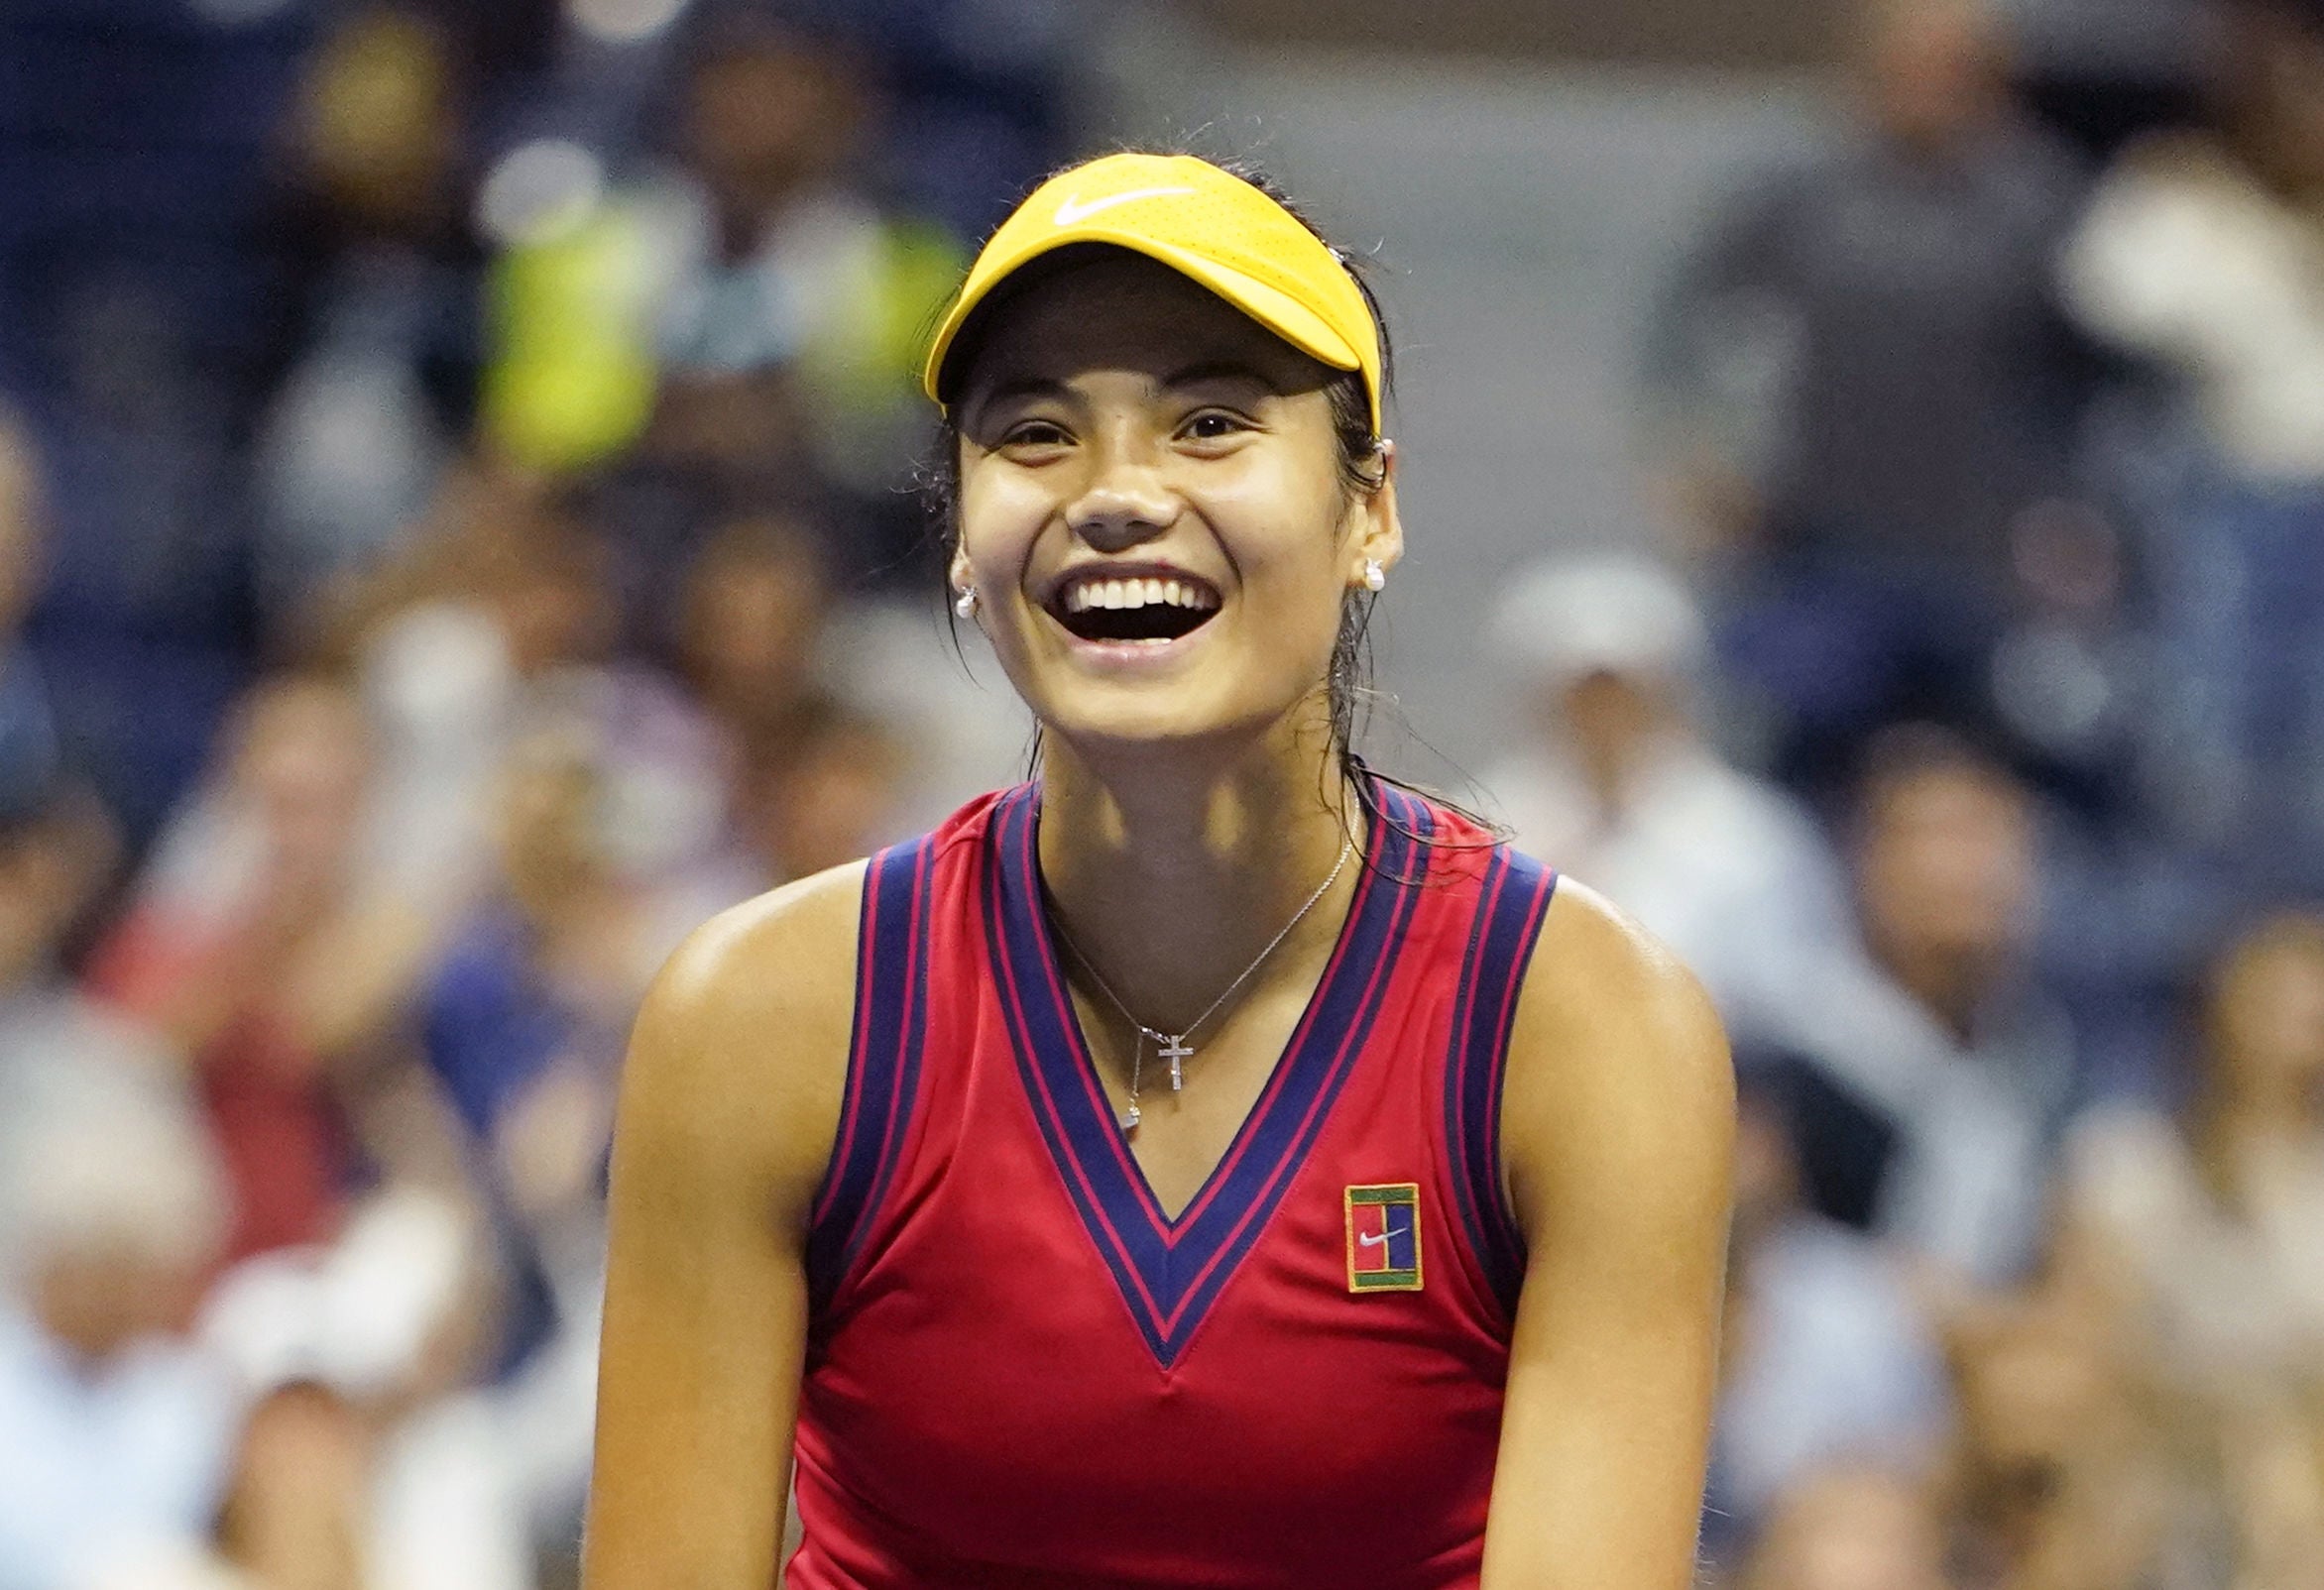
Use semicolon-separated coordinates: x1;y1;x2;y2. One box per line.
954;586;980;620
1362;559;1386;593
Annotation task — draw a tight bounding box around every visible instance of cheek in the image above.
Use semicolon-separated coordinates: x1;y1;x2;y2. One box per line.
1204;473;1356;627
955;469;1051;586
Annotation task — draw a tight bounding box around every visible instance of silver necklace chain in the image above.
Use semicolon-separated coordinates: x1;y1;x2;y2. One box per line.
1049;837;1355;1132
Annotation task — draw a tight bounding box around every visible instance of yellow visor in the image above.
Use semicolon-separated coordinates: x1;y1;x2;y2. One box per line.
921;152;1384;434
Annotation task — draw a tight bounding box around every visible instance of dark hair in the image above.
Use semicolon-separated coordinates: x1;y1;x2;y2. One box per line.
1853;723;2025;809
923;153;1490;860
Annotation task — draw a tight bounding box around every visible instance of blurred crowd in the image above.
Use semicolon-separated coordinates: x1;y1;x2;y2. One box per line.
1515;0;2324;1583
5;0;2324;1586
0;1;1060;1586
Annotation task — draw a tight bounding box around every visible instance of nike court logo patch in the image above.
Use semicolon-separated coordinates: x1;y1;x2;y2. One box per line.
1345;1183;1424;1292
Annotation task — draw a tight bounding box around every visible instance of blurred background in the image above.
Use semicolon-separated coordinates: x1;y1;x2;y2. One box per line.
3;0;2324;1585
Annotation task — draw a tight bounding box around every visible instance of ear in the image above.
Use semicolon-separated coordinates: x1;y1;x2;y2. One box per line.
948;545;974;595
1345;439;1404;585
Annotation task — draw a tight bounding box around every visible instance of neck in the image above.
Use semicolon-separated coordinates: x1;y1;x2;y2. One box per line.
1885;946;1993;1042
1036;722;1363;1039
2189;1091;2298;1211
1575;727;1671;819
2199;1083;2314;1149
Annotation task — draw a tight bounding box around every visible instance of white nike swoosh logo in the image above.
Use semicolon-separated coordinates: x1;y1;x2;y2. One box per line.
1357;1230;1393;1248
1053;186;1197;226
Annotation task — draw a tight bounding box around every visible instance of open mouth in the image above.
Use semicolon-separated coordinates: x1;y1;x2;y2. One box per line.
1050;570;1222;644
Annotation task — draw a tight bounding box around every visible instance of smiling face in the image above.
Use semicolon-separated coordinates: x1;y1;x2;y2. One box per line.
948;252;1398;756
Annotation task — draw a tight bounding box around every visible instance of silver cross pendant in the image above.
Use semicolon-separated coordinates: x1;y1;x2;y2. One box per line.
1160;1035;1194;1091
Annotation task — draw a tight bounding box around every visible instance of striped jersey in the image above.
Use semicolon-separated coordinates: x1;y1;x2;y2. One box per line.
787;781;1558;1588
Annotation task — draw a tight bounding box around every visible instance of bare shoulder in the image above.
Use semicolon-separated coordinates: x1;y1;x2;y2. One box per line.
1499;878;1735;1241
617;860;870;1218
643;859;868;1050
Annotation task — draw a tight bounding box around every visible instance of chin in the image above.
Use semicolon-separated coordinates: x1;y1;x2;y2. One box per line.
1032;678;1289;761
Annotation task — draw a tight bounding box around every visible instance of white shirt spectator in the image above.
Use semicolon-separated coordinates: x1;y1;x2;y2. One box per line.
2064;134;2324;483
2065;1101;2324;1406
1488;734;1851;1046
1714;1214;1951;1529
0;1305;240;1590
0;1014;241;1590
1785;947;2079;1286
1483;552;1854;1048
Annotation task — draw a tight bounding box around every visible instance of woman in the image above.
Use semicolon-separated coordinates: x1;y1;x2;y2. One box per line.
2061;913;2324;1419
585;152;1734;1589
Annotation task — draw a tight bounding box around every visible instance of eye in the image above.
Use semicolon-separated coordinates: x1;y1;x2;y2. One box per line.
994;418;1073;455
999;418;1074;453
1178;408;1252;443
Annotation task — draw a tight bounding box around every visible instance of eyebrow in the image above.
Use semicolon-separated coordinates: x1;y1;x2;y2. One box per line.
1163;361;1276;393
973;375;1073;410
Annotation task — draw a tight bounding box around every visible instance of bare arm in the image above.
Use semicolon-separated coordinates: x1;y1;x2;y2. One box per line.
581;865;864;1590
1480;881;1736;1590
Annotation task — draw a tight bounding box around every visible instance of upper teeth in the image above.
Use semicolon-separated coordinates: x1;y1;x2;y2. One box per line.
1062;576;1219;615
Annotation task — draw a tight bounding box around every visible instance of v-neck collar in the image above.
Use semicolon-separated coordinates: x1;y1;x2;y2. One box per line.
983;782;1430;1367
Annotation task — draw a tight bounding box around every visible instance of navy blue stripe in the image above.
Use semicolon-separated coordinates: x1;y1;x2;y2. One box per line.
976;790;1171;1357
1446;843;1557;1317
989;781;1423;1367
995;790;1178;1307
1442;850;1508;1313
804;837;934;1310
841;842;936;1284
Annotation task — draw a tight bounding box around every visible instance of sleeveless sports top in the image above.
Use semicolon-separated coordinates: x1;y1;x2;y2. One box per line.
787;782;1558;1589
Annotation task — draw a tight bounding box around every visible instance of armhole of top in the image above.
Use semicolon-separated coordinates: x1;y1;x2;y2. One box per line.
1443;846;1559;1322
804;836;936;1311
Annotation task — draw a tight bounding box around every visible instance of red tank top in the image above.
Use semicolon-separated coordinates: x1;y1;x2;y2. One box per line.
788;781;1557;1589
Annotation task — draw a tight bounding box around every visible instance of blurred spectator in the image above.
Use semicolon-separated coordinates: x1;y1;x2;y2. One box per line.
417;708;682;1353
476;12;966;582
246;6;489;620
1482;554;1853;1048
0;416;62;817
2062;0;2324;880
482;14;962;501
1708;1077;1952;1552
326;464;739;914
1778;730;2079;1285
215;1382;372;1590
653;509;919;904
1940;1296;2222;1589
2065;0;2324;487
2060;915;2324;1418
0;1050;242;1590
204;1191;545;1590
308;465;604;854
422;714;645;1167
88;676;386;1262
836;0;1082;241
0;783;153;1085
0;9;1220;1589
1737;1466;1953;1590
371;700;697;1570
737;694;907;887
463;505;622;686
671;509;833;746
645;15;960;502
1649;0;2107;797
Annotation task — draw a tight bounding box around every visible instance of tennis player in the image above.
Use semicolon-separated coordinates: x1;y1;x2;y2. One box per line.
584;152;1734;1590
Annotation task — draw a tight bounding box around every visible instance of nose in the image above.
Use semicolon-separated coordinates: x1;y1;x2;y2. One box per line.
1063;431;1179;554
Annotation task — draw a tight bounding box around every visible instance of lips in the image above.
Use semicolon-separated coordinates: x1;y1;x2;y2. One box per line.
1048;568;1222;645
